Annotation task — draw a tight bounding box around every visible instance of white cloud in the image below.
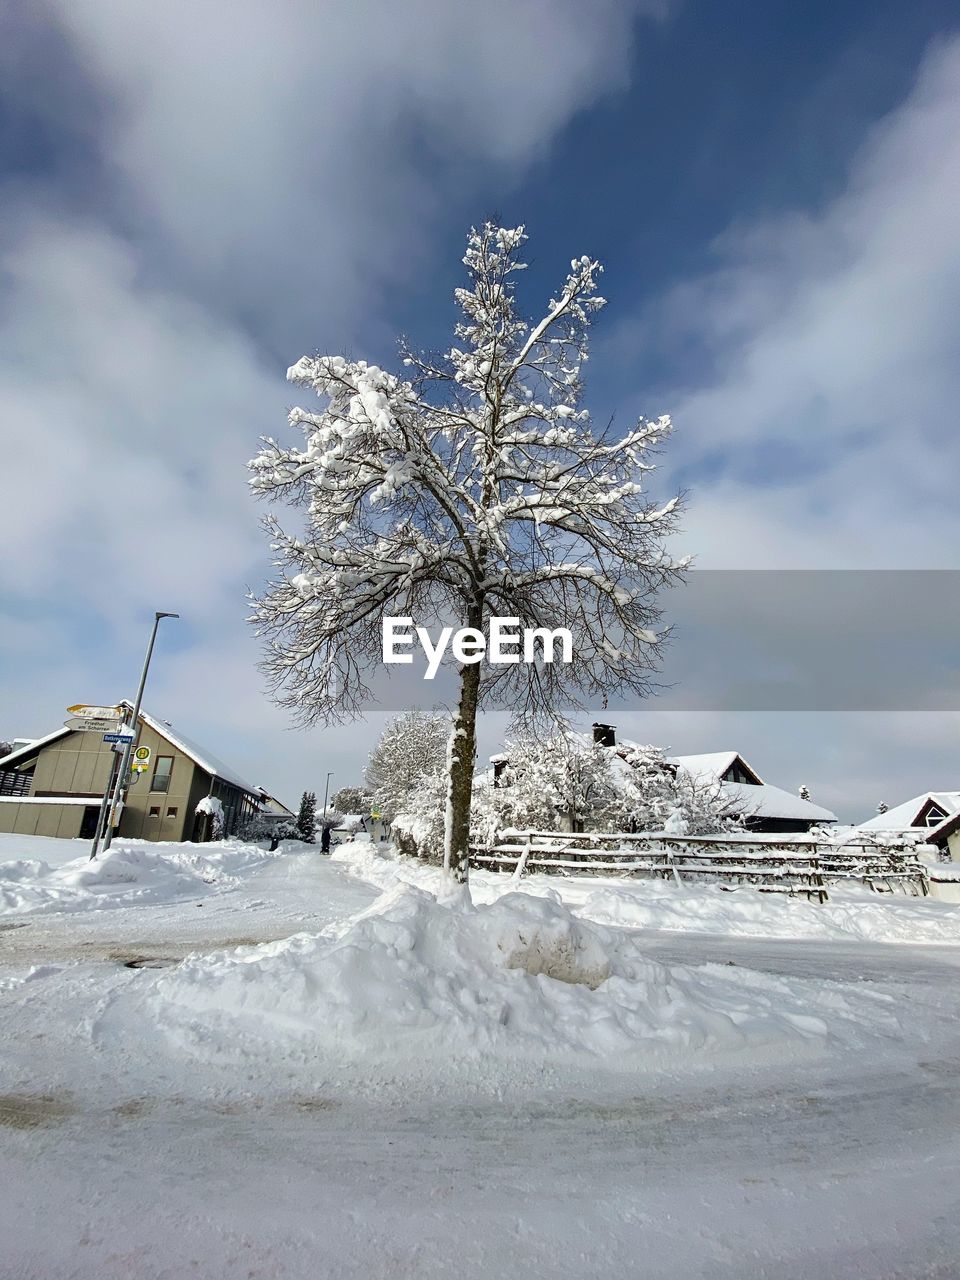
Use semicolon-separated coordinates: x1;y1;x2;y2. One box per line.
620;36;960;568
0;212;278;618
0;0;667;802
40;0;662;348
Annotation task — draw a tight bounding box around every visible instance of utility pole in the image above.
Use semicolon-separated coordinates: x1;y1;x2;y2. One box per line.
88;745;124;860
97;611;180;856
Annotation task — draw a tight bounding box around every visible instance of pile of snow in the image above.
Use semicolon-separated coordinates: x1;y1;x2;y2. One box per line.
0;840;276;916
334;843;960;945
127;885;900;1085
579;882;960;944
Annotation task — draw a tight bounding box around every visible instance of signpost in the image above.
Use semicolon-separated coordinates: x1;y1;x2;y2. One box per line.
103;731;135;744
99;611;179;856
67;704;123;719
65;716;121;732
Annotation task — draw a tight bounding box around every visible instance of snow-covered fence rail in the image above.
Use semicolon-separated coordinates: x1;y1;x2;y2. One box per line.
469;831;929;903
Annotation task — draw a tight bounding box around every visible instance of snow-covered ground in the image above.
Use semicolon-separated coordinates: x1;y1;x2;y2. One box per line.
2;834;959;1278
337;839;960;945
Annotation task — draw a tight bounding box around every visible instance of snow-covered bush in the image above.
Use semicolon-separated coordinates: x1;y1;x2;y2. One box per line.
391;771;448;864
195;795;224;840
239;812;300;849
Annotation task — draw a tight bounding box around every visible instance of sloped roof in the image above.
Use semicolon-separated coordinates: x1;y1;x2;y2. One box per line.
711;778;837;823
857;792;960;833
0;726;75;769
668;751;752;782
0;706;262;799
136;709;261;797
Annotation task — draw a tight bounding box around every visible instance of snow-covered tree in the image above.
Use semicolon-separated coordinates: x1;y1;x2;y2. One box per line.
365;708;450;820
479;736;739;839
489;734;624;833
296;790;317;842
249;222;683;887
665;757;742;835
877;801;889;815
798;785;811;801
330;785;372;818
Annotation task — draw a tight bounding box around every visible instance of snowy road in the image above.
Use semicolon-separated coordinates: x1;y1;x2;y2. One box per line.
2;846;960;1278
0;847;378;964
636;929;960;987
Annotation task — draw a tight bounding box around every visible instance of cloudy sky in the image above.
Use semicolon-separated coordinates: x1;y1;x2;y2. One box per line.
2;0;958;819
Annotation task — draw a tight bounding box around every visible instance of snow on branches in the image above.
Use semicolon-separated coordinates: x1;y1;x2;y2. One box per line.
249;221;684;883
365;708;450;821
481;736;739;839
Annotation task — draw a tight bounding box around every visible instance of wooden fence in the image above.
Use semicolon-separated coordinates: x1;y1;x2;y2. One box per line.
469;830;930;903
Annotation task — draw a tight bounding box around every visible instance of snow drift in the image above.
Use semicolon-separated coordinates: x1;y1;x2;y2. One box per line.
0;840;276;915
130;885;900;1085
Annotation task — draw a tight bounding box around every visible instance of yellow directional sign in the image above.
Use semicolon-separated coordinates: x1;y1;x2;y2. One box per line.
68;704;122;719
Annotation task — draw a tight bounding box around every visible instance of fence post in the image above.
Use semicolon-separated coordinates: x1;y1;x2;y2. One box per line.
810;856;827;905
668;845;683;887
511;831;534;883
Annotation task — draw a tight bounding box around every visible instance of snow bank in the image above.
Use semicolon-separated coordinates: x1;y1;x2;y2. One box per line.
335;843;960;945
132;885;899;1084
578;882;960;944
0;840;276;916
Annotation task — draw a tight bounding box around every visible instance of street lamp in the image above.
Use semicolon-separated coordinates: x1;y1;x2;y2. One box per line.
96;611;180;856
322;771;333;822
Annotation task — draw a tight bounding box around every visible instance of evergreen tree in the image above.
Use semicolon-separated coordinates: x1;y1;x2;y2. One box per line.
296;790;317;842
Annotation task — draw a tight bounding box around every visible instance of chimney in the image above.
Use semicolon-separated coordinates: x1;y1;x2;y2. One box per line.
592;723;616;747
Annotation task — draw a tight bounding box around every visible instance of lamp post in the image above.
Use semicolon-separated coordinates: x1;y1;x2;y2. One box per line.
96;611;180;856
322;771;333;822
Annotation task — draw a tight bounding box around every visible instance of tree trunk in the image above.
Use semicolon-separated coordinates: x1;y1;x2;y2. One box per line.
444;648;482;886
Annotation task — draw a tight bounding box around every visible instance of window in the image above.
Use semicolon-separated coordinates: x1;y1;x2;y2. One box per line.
149;806;161;818
925;806;947;827
166;807;178;819
151;756;173;792
724;761;760;786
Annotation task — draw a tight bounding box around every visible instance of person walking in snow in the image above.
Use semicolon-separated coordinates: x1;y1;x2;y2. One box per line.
320;824;331;854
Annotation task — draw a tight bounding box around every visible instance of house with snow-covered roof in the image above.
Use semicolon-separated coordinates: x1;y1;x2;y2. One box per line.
0;702;278;844
664;747;838;833
856;792;960;857
487;725;838;834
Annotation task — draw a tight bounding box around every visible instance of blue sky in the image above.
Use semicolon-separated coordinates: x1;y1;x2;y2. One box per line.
1;1;958;819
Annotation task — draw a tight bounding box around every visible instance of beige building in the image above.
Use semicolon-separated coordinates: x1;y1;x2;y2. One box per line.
0;705;269;843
